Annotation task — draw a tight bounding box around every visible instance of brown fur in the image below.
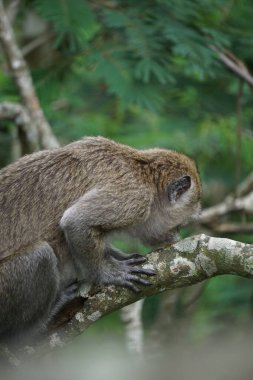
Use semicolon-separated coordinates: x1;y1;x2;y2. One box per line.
0;136;200;258
0;136;201;341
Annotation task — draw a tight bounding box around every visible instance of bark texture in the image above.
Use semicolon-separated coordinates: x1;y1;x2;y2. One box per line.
0;0;59;150
4;233;252;365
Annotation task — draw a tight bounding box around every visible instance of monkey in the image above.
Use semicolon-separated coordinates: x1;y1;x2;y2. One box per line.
0;136;201;342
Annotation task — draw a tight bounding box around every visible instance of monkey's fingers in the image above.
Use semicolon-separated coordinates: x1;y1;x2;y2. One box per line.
124;256;147;265
121;281;141;293
127;253;147;261
130;267;156;276
126;274;152;286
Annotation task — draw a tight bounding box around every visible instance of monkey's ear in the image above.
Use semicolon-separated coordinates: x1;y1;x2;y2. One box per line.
168;175;191;203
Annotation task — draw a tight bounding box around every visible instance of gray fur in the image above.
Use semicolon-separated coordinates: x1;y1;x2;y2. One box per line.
0;136;201;342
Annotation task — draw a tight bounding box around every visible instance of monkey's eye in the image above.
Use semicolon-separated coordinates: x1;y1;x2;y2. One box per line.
168;175;191;202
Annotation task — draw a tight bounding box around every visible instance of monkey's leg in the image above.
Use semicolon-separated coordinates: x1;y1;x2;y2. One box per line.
60;188;156;292
0;242;76;342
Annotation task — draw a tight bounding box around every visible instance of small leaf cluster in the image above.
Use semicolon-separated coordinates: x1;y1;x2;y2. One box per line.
30;0;247;111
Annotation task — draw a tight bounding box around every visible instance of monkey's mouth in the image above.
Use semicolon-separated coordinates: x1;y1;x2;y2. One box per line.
148;230;181;248
162;233;181;247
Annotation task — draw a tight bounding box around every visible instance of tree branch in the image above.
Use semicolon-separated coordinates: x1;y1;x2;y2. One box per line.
199;191;253;224
207;222;253;234
59;234;253;334
0;101;28;125
210;45;253;88
236;172;253;197
6;233;253;364
0;0;59;150
0;101;42;153
21;32;54;57
235;79;243;187
120;300;144;354
6;0;21;24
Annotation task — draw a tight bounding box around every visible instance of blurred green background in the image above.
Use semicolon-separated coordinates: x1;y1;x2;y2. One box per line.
1;0;253;351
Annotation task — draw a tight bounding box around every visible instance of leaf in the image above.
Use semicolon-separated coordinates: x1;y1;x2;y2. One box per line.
102;9;129;28
35;0;98;50
134;58;174;84
88;50;131;98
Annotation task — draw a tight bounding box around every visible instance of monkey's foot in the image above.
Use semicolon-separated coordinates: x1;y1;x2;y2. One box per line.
63;281;79;298
50;281;79;320
58;281;79;306
102;259;156;293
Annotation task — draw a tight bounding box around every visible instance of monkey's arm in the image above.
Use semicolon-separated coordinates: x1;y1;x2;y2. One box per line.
60;186;155;292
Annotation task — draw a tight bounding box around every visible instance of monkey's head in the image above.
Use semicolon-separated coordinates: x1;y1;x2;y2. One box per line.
134;148;201;247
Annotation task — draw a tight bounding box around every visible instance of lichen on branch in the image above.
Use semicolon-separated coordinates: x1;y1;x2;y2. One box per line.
48;234;253;347
2;233;253;364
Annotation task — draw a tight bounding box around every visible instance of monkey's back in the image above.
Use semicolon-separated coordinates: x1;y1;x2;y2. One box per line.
0;136;200;258
0;137;143;257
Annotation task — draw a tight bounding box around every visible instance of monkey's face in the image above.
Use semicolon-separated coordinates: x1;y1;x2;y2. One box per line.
130;175;201;248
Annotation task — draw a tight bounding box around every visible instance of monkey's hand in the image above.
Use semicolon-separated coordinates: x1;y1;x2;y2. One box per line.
60;186;154;292
101;254;156;293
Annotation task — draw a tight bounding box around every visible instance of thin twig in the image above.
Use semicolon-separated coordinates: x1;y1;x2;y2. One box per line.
0;101;38;153
208;222;253;234
0;0;59;149
199;191;253;224
21;32;54;57
6;0;21;24
210;45;253;88
235;80;243;190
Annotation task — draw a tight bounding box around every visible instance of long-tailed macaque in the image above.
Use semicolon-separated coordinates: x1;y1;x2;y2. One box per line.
0;137;201;341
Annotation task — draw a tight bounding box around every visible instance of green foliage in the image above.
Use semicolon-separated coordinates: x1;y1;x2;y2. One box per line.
1;0;253;345
34;0;98;51
193;276;253;339
0;125;13;166
29;0;249;111
0;72;19;103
